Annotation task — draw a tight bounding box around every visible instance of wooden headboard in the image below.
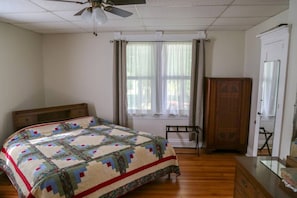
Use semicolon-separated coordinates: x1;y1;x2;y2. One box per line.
12;103;89;131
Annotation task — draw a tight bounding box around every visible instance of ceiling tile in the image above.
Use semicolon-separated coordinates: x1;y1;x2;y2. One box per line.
143;18;215;26
146;0;234;6
100;26;146;32
208;25;253;31
145;25;208;31
53;11;84;21
213;17;269;26
0;0;44;13
137;6;226;18
30;0;86;11
74;19;144;30
0;12;63;24
222;5;288;17
15;21;85;34
0;0;290;34
101;19;144;27
16;21;80;30
233;0;289;5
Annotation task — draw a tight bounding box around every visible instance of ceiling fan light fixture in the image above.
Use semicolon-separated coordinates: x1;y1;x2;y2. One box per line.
81;8;92;22
48;0;142;36
93;7;107;25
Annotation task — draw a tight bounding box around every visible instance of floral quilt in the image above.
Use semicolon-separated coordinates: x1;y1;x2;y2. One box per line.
0;116;180;198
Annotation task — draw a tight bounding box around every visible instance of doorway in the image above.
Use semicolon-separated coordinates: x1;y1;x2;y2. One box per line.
253;25;290;157
257;60;280;156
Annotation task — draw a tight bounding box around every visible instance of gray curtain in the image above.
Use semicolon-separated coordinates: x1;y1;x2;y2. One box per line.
189;39;205;140
113;40;128;127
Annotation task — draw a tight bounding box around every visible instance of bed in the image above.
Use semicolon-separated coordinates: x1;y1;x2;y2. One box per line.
0;103;180;198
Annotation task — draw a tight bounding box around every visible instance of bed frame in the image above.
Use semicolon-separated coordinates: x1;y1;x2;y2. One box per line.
12;103;89;131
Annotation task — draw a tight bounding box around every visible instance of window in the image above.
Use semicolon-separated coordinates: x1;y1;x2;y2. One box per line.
126;41;192;116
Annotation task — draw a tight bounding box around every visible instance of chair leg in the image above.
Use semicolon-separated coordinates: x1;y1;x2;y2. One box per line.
259;132;273;156
196;132;199;156
259;140;267;150
265;133;273;156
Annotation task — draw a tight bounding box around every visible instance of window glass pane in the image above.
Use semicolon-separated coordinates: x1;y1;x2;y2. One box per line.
127;79;138;110
127;79;152;111
126;42;156;77
165;79;190;114
127;42;156;113
162;42;192;115
163;42;192;77
126;41;192;116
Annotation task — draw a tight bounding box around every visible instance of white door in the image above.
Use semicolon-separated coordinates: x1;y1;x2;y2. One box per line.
253;25;290;157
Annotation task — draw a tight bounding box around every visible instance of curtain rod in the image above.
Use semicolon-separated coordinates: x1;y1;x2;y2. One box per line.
110;39;210;43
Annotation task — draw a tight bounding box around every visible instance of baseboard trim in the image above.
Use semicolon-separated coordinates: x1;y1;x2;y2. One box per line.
168;138;202;148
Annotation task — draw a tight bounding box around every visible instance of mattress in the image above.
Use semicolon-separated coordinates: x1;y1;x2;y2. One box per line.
0;116;180;198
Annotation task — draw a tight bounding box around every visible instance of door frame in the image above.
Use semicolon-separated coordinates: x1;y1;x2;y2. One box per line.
252;25;290;157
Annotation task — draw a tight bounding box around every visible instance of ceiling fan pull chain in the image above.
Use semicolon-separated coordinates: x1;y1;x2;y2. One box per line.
93;21;98;36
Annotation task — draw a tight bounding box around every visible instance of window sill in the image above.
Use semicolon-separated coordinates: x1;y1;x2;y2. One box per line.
129;115;188;120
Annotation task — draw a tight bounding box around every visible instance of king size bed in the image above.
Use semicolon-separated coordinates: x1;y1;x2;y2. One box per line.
0;103;180;198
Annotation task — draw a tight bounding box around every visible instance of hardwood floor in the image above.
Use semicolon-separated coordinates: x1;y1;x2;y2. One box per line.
125;148;240;198
0;148;242;198
257;148;271;156
0;173;17;198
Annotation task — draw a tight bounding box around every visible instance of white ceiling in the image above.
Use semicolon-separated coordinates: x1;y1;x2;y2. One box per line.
0;0;289;34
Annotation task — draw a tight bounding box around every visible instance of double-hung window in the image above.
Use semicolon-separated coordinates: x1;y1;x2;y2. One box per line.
126;41;192;117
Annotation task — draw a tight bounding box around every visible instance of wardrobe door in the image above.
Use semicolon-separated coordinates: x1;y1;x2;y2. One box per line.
204;78;252;153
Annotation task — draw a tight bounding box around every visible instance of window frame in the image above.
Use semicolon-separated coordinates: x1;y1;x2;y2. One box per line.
126;41;192;117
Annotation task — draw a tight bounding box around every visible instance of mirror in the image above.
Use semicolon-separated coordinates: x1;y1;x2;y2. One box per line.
258;60;280;156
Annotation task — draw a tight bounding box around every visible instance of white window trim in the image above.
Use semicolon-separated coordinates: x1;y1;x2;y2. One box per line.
113;31;207;42
129;113;189;120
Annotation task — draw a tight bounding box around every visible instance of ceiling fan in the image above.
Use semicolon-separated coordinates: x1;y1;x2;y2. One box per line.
47;0;146;35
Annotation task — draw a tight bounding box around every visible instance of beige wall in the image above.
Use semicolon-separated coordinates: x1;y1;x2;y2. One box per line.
42;33;115;121
206;31;245;77
0;23;44;145
42;31;246;139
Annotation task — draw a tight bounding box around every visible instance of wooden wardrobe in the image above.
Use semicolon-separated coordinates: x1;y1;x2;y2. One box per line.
204;78;252;153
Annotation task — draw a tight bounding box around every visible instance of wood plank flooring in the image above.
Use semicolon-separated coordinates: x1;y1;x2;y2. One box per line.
0;148;242;198
257;148;271;156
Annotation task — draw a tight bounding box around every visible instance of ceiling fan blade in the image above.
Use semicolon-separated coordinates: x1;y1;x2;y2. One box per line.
106;0;145;5
46;0;88;4
74;7;88;16
104;6;133;17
